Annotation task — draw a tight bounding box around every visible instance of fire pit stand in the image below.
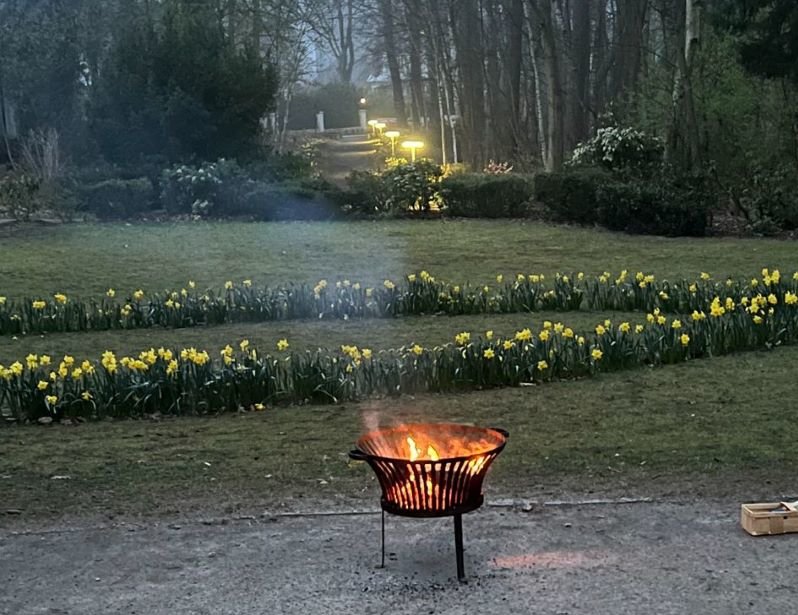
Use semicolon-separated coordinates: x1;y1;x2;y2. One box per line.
349;423;509;582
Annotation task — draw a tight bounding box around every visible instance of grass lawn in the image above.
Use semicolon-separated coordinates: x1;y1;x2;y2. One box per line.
3;345;797;522
2;220;797;524
3;220;798;298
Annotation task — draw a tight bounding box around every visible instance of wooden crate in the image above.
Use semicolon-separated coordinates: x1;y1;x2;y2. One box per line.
741;502;798;536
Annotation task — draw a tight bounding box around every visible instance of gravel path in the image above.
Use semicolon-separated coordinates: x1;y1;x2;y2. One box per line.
2;499;796;614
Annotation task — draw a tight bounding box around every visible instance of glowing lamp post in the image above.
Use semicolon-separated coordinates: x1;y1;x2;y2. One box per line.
401;140;424;162
385;130;401;156
367;119;379;137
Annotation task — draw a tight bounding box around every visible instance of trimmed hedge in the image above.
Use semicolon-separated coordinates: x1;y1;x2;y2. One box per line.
535;169;711;236
439;173;534;218
77;178;155;219
597;177;710;237
534;168;610;225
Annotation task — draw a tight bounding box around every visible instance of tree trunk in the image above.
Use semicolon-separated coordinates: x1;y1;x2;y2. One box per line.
666;0;702;171
571;0;591;143
450;0;486;168
611;0;649;102
377;0;407;125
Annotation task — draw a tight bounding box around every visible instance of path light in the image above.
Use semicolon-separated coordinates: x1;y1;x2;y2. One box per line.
401;140;424;162
385;130;401;156
367;119;379;138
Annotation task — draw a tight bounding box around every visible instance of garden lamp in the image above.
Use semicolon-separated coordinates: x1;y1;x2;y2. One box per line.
401;140;424;162
385;130;401;156
367;119;379;137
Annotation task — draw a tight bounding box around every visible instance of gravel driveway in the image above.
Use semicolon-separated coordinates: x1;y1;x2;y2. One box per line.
2;499;796;614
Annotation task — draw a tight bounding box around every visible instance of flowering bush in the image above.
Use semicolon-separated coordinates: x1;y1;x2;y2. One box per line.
569;126;664;173
483;160;514;175
345;159;443;214
160;159;243;216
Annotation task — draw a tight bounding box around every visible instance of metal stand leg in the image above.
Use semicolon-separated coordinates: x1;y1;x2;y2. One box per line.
454;513;466;582
380;510;386;568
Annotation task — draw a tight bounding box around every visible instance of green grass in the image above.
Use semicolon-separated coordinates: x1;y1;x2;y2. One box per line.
3;220;798;298
0;310;639;363
3;219;798;523
3;345;797;521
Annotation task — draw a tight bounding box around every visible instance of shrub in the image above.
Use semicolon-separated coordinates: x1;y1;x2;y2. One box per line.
234;182;340;221
440;173;534;218
344;160;443;215
736;165;798;233
343;170;392;215
534;168;610;225
78;178;155;219
535;168;711;236
596;176;711;237
0;173;40;220
569;125;664;173
160;159;243;215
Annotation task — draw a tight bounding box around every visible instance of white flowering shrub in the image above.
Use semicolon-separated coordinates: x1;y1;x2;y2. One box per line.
161;159;242;216
569;126;663;172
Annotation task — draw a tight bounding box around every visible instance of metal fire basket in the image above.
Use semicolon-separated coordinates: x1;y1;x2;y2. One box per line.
349;423;509;581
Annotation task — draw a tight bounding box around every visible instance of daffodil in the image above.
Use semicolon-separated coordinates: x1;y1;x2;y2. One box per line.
503;340;515;350
133;289;145;301
537;360;548;371
671;320;682;329
32;300;46;310
240;339;250;352
591;348;603;360
619;322;630;333
485;330;494;340
37;380;49;391
680;334;690;346
277;339;290;351
455;331;471;346
362;348;372;359
243;279;252;288
496;274;503;284
412;344;423;356
54;293;67;304
45;395;58;406
635;324;645;334
563;327;574;339
224;281;233;290
254;403;266;411
81;391;93;402
595;324;606;336
539;329;550;342
483;348;495;359
383;279;395;290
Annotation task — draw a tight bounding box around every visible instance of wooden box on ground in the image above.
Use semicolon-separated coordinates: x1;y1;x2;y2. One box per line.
741;502;798;536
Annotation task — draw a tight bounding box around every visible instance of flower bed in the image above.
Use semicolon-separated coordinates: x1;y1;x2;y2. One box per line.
2;287;797;423
1;269;796;336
